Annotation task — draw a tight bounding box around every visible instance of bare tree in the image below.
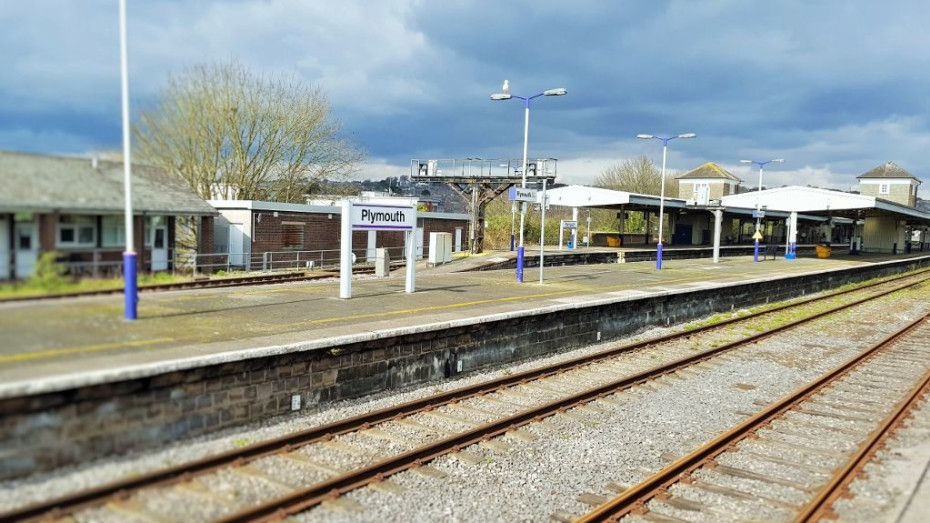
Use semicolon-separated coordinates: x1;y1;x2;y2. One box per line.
594;155;677;196
135;61;365;203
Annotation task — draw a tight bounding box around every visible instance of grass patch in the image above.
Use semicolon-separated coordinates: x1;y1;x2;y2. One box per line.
0;271;192;299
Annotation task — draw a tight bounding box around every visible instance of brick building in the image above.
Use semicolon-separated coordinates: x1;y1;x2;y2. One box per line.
677;162;743;203
208;199;469;271
0;150;215;280
857;162;920;207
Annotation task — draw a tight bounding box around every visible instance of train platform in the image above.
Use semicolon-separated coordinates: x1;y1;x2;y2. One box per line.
0;248;924;398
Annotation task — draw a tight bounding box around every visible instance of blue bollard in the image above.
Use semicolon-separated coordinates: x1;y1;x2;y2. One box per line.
656;243;664;270
124;251;138;320
753;240;760;262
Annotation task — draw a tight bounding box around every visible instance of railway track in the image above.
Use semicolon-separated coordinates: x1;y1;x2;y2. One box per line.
3;269;929;522
575;305;930;523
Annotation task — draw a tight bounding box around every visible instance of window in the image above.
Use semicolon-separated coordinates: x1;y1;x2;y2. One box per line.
57;215;96;247
693;183;710;204
101;216;125;247
17;229;31;250
144;216;167;247
282;222;304;249
879;183;890;194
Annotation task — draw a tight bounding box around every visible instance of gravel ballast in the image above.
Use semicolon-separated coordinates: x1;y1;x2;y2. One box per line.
2;279;930;522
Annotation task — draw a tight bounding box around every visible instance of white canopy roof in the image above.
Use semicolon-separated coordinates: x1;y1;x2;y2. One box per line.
543;185;687;210
722;186;930;221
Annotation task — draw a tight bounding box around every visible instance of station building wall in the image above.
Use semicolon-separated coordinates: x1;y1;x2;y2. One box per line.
0;212;197;280
677;179;739;203
863;215;908;253
673;212;713;245
210;201;469;270
859;179;919;207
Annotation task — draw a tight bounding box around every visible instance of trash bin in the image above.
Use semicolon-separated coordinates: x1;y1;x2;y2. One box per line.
606;235;620;247
815;244;831;259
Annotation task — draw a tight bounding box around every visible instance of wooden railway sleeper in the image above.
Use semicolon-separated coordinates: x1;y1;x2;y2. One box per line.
9;272;930;523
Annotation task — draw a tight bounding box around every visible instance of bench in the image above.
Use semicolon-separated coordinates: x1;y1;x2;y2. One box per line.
763;245;778;260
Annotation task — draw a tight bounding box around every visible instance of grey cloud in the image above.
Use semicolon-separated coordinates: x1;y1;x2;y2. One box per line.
2;0;930;191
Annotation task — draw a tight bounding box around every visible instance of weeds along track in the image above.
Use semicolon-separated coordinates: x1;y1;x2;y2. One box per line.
3;269;930;523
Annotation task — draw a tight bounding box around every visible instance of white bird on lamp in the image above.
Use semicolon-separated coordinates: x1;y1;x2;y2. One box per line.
502;79;509;94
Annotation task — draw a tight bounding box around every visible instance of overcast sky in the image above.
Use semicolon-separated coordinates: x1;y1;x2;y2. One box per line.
3;0;929;190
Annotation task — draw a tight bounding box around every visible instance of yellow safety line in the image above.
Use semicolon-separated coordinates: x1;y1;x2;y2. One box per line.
291;277;694;328
4;261;850;363
1;337;176;364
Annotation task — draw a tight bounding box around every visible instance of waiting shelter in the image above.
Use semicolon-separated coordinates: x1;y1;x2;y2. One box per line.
723;185;930;254
542;184;830;257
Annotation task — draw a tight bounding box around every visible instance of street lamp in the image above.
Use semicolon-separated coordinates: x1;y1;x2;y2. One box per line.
491;83;567;283
119;0;137;320
740;158;784;262
637;133;696;270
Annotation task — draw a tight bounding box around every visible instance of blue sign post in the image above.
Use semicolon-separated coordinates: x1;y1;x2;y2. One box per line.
509;187;538;283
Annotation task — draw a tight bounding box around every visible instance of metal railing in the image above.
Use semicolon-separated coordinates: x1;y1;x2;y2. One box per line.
54;248;173;278
176;245;425;276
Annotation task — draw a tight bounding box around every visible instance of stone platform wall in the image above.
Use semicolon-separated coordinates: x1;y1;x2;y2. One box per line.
0;256;926;480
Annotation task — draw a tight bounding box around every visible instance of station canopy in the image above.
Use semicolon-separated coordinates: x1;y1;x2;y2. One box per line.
542;185;823;222
544;185;687;212
722;186;930;225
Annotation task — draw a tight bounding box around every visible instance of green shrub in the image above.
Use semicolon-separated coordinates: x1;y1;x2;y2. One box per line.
29;251;68;291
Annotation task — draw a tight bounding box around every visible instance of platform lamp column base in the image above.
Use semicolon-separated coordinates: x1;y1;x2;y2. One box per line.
123;251;138;320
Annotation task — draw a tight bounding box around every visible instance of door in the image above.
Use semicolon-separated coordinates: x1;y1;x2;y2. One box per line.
672;224;693;245
0;217;9;279
228;223;244;266
148;216;168;271
694;184;710;205
14;219;38;278
454;227;462;253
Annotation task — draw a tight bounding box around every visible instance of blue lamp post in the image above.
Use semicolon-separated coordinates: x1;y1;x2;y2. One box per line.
119;0;137;320
740;158;784;262
637;133;696;270
491;82;567;283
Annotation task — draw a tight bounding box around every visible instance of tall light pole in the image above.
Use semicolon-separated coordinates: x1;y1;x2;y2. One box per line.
119;0;137;320
491;83;567;283
740;158;784;262
637;133;696;270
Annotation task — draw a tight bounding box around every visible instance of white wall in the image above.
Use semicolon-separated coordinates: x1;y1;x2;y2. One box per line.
863;216;906;253
215;209;252;258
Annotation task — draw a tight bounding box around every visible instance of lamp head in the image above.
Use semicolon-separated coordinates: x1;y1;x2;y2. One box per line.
490;93;512;101
678;133;697;139
636;134;654;139
740;160;752;164
543;88;567;96
772;158;785;163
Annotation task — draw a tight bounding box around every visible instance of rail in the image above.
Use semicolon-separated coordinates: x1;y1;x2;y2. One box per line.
4;269;927;523
575;310;930;523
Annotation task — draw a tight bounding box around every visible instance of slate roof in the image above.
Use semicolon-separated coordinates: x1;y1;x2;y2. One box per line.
0;150;215;215
678;162;742;182
857;161;919;181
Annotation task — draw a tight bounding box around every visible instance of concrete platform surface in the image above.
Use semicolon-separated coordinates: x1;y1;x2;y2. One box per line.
0;250;922;397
